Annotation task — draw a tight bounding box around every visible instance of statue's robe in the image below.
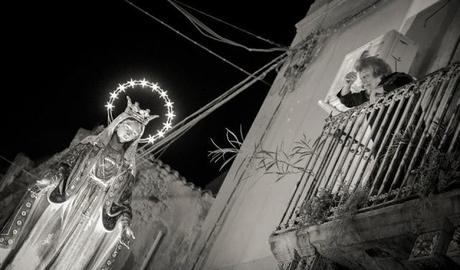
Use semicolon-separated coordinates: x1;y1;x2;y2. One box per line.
0;142;134;270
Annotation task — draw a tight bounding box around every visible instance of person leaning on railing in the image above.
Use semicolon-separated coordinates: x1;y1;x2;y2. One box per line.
335;56;416;159
337;56;414;107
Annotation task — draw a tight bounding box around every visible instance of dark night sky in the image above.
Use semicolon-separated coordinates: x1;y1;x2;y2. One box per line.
1;0;312;187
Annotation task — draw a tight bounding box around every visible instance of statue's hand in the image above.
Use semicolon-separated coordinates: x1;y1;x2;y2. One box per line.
124;226;135;240
29;178;52;195
118;219;135;249
36;178;52;188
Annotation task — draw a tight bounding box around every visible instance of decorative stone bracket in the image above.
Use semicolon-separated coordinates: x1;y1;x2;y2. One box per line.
269;230;342;270
286;251;341;270
447;226;460;265
409;219;458;268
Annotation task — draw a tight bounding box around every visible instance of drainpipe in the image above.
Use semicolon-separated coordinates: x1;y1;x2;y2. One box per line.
139;231;164;270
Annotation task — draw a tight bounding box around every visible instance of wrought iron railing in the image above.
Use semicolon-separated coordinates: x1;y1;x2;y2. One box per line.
276;63;460;232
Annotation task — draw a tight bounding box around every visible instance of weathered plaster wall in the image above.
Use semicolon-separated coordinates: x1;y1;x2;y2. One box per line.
193;0;460;269
120;160;214;270
400;0;460;76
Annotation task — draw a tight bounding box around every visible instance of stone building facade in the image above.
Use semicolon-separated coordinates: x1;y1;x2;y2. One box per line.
189;1;460;269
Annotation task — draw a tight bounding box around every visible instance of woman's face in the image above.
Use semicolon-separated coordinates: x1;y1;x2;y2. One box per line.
358;67;382;92
116;119;142;143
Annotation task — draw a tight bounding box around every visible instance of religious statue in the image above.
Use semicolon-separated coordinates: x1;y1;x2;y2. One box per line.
0;97;158;270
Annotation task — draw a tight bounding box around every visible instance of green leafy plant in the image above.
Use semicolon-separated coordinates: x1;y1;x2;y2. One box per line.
298;188;337;226
412;149;460;196
333;185;370;219
381;118;459;197
297;184;370;226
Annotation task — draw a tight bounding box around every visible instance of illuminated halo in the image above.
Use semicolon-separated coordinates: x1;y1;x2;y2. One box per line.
105;79;175;144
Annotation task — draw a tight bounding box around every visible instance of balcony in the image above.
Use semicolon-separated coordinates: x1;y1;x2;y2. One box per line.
270;63;460;270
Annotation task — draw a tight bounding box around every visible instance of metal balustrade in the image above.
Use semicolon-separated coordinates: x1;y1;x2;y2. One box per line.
276;63;460;232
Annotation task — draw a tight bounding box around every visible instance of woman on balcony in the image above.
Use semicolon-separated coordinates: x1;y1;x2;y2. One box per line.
337;56;414;107
334;56;416;192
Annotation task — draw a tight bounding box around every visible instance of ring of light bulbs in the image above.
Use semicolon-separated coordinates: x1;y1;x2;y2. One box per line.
105;79;175;144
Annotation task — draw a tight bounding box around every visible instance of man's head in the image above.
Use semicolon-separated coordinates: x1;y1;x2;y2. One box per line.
354;56;392;91
115;119;143;143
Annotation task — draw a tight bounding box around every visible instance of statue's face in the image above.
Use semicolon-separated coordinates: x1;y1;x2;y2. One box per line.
116;119;142;143
358;67;381;92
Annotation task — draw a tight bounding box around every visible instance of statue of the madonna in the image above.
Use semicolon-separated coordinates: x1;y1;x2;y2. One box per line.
0;97;158;270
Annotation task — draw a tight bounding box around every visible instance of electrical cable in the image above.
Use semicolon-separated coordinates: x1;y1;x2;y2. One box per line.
136;51;286;155
137;52;287;159
136;50;286;155
167;0;287;52
124;0;290;161
171;0;285;48
125;0;271;86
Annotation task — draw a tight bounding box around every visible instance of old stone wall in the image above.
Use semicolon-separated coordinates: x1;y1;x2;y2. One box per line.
120;159;214;270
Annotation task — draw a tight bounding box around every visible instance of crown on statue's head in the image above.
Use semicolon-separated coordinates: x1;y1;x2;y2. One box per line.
124;96;158;125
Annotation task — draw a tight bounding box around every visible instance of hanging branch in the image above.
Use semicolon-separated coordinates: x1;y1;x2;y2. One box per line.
209;126;324;181
208;126;245;171
253;135;321;181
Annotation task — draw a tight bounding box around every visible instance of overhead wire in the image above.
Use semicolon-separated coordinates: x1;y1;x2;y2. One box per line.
125;0;289;162
125;0;271;86
136;51;286;156
137;52;287;160
139;124;193;165
171;0;285;48
2;1;288;180
167;0;287;52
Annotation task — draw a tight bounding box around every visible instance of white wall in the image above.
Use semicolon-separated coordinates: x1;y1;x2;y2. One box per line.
194;0;459;269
